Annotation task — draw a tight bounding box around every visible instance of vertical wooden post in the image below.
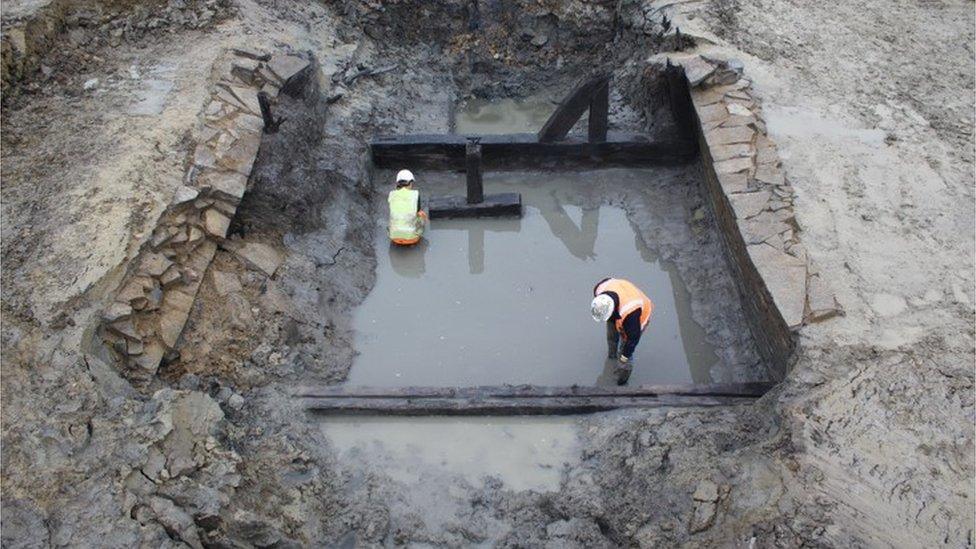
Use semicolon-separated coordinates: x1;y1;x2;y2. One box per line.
588;80;609;143
466;137;484;204
257;91;283;134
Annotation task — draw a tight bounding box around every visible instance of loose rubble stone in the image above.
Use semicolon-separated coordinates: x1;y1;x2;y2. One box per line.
693;480;719;502
689;501;717;533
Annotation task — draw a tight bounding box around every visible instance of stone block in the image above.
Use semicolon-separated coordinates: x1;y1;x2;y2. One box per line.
714;156;753;175
696;103;728;125
158;306;189;349
139;253;173;278
705;125;754;147
748;243;807;328
194;143;218;170
173;185;199;205
225;84;261;115
806;274;842;322
108;318;141;341
717;171;748;194
680;56;716;87
267;54;309;83
740;213;790;245
720;114;757;128
160;265;183;288
754;163;785;186
729;190;770;219
204;208;231;238
211;270;242;297
710;143;753;162
131;340;166;373
227;241;284;276
196;169;247;202
103;301;133;322
725;102;752;117
163;289;195;315
215;131;261;175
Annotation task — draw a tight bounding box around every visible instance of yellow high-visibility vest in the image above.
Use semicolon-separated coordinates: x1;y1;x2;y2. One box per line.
388;188;421;241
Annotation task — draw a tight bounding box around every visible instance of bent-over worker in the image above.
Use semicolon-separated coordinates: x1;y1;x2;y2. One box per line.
591;277;654;385
388;169;428;246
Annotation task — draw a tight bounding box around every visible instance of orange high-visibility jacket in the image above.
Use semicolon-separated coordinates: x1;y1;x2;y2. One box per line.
594;278;653;337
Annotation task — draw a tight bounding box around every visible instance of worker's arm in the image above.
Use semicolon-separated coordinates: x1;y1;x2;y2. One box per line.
619;309;643;359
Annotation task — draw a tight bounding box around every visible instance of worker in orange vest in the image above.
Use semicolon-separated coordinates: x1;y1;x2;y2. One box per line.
591;277;654;384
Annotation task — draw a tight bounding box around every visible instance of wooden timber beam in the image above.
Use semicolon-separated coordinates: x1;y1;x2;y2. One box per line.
538;73;610;143
370;132;697;170
297;382;775;416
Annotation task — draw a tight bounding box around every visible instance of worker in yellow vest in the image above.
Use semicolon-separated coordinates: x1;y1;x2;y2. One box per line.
388;169;428;246
591;277;654;384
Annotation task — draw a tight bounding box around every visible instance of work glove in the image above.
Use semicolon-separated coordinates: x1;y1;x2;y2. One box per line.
618;355;629;364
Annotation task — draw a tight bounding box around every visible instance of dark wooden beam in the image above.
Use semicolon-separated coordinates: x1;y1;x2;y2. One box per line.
587;80;610;143
371;132;697;170
428;192;522;219
297;383;774;416
465;138;484;204
538;74;610;143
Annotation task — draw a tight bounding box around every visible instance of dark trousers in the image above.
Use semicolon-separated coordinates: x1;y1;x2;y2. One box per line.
606;321;632;385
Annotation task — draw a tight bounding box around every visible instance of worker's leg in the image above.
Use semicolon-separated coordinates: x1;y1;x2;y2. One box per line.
606;321;619;359
415;211;428;238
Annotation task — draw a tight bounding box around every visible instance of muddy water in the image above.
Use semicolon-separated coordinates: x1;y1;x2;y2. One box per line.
454;97;555;134
321;416;579;492
351;170;719;387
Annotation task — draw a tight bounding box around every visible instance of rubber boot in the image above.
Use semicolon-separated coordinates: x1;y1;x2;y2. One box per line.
615;362;632;386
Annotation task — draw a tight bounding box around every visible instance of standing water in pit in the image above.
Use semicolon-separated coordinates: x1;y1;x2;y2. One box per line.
353;170;719;386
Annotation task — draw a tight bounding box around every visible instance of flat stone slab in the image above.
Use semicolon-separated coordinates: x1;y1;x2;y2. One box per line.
428;193;522;219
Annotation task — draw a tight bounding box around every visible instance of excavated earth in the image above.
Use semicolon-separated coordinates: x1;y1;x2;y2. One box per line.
1;0;974;547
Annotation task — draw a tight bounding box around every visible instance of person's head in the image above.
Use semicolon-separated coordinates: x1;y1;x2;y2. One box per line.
591;294;614;322
396;169;415;189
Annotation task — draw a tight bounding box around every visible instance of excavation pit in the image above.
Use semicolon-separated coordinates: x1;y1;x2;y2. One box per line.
352;169;725;387
346;96;767;391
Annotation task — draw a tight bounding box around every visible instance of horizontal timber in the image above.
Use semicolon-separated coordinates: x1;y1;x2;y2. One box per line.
370;132;698;170
298;382;775;416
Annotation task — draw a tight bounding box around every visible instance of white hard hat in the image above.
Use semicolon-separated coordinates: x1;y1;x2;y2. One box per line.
396;169;415;184
591;294;614;322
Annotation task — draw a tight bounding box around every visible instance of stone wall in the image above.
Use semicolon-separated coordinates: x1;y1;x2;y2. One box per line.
647;53;842;376
97;48;312;383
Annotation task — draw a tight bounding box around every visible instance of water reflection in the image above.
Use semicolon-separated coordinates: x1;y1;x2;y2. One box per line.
353;172;719;386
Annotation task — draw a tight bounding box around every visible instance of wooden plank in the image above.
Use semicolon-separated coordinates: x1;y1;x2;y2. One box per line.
303;395;759;416
538;74;610;143
370;132;697;170
296;382;775;399
428;192;522;219
587;80;609;143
